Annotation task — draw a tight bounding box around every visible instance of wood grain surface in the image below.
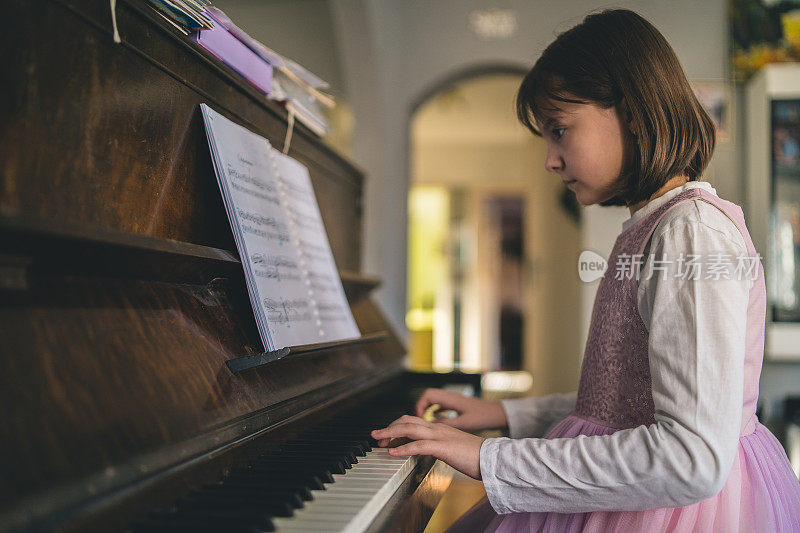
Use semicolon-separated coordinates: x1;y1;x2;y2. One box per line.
0;1;406;530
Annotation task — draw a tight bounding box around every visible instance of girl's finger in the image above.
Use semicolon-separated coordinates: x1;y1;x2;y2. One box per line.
375;436;409;448
377;414;427;433
372;421;409;445
371;424;416;440
415;389;453;416
371;422;432;442
386;414;430;428
434;415;461;427
387;439;435;457
414;389;436;416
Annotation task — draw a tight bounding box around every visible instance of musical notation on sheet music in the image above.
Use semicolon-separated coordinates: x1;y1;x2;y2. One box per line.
201;104;360;351
263;297;313;325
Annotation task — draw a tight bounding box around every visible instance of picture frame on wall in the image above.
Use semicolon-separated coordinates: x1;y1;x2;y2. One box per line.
692;80;734;143
772;99;800;179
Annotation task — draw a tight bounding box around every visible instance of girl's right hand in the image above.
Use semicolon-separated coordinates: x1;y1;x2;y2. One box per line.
414;388;507;431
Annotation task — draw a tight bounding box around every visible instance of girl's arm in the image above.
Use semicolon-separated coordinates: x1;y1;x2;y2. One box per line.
479;211;750;513
375;205;751;513
411;386;577;437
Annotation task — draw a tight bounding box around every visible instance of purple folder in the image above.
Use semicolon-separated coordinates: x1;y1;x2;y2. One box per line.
191;13;272;94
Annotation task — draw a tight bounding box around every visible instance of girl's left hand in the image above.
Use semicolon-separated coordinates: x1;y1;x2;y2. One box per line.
371;415;485;480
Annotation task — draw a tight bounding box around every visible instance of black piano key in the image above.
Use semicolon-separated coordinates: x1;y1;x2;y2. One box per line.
177;499;294;520
287;486;314;501
202;484;313;509
160;503;281;530
290;435;369;457
297;436;372;450
243;459;343;478
208;482;314;503
277;445;360;463
220;475;330;491
288;438;370;455
244;457;342;469
252;454;349;473
298;432;373;450
276;444;359;465
222;472;330;489
185;487;305;509
249;453;349;470
235;459;339;472
256;448;353;461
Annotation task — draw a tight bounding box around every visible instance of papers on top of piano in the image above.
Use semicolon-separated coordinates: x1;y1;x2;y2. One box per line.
201;6;335;136
146;0;214;34
144;1;335;136
200;103;360;352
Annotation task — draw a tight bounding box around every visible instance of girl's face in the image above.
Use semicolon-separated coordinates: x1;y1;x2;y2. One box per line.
536;100;631;206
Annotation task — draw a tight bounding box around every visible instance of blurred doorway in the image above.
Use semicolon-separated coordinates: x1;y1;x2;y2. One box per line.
406;72;583;395
486;195;526;370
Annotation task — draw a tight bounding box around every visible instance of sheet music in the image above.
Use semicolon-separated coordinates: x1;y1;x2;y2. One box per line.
200;104;359;351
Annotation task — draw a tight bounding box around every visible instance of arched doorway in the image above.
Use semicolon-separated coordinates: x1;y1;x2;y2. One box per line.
406;71;583;396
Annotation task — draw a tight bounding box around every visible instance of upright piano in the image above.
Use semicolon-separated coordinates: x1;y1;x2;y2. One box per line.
0;1;480;530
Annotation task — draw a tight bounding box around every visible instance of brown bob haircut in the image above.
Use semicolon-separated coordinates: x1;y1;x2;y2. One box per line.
516;9;716;207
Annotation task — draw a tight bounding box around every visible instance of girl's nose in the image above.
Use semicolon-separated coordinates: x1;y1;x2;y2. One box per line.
544;148;563;173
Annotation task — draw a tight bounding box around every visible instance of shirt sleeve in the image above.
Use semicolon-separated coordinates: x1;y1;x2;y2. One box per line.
500;392;578;439
479;215;750;514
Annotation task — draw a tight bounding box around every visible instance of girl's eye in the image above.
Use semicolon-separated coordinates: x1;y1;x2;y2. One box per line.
551;128;565;140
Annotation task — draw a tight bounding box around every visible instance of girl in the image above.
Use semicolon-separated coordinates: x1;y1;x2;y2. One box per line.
371;9;800;532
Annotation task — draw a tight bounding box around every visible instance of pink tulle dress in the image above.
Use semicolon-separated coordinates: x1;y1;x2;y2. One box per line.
450;188;800;532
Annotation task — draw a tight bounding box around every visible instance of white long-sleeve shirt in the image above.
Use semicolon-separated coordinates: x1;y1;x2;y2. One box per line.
480;181;753;514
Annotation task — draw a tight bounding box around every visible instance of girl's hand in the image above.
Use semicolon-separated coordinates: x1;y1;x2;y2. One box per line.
414;388;507;431
371;415;485;479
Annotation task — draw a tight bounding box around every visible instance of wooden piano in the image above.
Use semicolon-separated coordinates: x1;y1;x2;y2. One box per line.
0;1;480;530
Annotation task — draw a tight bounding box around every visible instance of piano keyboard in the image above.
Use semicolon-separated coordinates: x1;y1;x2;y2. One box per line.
132;394;422;533
272;449;418;532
